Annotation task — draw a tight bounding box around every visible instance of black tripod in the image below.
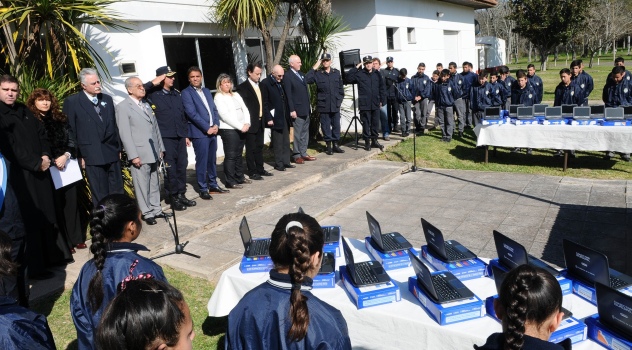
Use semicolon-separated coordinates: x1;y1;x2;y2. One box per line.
342;83;362;150
151;160;200;260
393;80;419;174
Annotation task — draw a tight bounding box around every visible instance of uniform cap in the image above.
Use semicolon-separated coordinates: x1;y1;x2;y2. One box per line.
362;55;373;63
321;53;332;61
386;56;394;62
156;66;176;77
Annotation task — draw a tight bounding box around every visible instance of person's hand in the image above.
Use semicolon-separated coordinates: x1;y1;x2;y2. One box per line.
267;120;274;126
160;152;164;160
207;127;214;135
80;158;85;169
151;74;166;86
415;96;421;101
186;138;191;147
211;125;219;135
290;111;297;119
241;124;250;133
40;156;51;171
131;157;142;168
313;59;322;70
356;62;363;69
55;155;68;170
119;152;122;159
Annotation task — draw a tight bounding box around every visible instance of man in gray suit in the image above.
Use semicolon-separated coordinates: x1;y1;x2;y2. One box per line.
116;77;166;225
285;55;315;164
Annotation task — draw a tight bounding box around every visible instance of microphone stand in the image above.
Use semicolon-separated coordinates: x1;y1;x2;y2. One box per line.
394;78;419;174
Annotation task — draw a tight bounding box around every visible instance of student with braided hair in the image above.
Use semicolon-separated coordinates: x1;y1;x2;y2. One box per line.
70;193;166;350
475;265;569;350
227;213;351;350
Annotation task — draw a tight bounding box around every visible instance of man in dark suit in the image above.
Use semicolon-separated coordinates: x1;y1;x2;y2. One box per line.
63;68;123;206
237;62;273;180
181;66;228;200
284;55;314;164
261;65;295;171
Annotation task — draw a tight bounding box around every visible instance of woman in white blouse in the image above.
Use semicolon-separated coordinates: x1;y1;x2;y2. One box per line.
214;74;251;189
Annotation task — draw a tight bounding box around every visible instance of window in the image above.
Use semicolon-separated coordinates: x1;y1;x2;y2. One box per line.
407;28;416;44
386;27;400;51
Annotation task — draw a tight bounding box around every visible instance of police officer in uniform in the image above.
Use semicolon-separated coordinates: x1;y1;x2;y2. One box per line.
144;66;196;210
305;53;345;155
381;57;400;132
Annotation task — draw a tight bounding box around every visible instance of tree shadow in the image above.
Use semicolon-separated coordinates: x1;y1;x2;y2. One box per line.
202;316;228;350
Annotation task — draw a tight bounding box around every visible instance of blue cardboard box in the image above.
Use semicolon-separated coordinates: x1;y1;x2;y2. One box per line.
487;258;572;296
313;271;336;288
565;276;632;305
239;255;274;273
364;237;412;270
420;246;486;281
323;240;340;258
540;119;568;125
570;119;599;126
482;119;505;125
599;120;630;126
586;314;632;349
510;119;539;125
339;266;400;309
485;295;587;344
408;277;484;325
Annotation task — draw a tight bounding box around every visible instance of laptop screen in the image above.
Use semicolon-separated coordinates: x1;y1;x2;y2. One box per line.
421;218;446;257
563;239;610;286
493;230;529;270
596;282;632;339
517;107;533;118
624;106;632;116
545;107;562;118
341;237;356;277
408;250;437;299
509;104;522;114
606;107;624;119
491;264;508;294
485;107;500;117
574;106;591;117
366;211;383;246
591;105;605;115
239;216;252;248
533;104;548;114
561;104;576;114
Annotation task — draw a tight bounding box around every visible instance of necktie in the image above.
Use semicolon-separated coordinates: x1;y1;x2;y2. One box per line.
295;71;303;81
253;83;262;118
92;97;102;121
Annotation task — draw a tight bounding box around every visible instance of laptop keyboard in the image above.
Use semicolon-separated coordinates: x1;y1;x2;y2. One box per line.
445;245;467;261
431;274;461;301
381;235;401;251
250;239;270;256
355;263;378;285
611;276;629;289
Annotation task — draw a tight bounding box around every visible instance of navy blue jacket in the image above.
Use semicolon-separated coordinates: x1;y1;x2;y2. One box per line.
470;83;494;112
346;67;386;111
71;242;166;350
227;270;351;350
571;72;594;104
449;73;465;99
284;69;311;117
489;81;503;106
305;68;344;113
433;80;461;108
475;332;571;350
511;84;538;106
261;75;291;131
381;67;400;98
410;72;432;100
527;74;544;104
181;85;221;139
460;71;479;98
395;77;414;102
0;296;55;349
602;80;632;107
144;83;189;138
499;76;516;104
554;83;584;106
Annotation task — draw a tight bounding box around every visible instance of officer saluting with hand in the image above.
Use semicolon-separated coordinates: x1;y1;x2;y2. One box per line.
305;53;345;155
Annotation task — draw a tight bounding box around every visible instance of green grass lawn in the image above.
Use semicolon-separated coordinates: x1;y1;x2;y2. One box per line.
32;266;226;350
376;128;632;179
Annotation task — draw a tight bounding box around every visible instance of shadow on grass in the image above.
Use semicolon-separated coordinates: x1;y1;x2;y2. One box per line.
203;316;228;350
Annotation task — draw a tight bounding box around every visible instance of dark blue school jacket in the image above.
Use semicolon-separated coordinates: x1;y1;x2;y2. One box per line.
511;84;538;106
227;270;351;350
449;73;465;98
499;76;516;103
396;77;414;102
602;80;632;107
433;81;461;108
0;296;56;349
554;83;584;106
475;332;571;350
460;71;479;98
470;83;494;112
410;72;432;99
489;81;504;106
571;72;594;103
70;242;167;350
527;74;544;104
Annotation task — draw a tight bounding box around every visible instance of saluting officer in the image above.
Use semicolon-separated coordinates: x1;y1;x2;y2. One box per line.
305;53;345;155
144;66;196;211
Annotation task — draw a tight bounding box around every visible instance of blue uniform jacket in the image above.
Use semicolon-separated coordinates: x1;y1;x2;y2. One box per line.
304;68;344;113
381;67;400;98
449;73;465;99
181;85;221;139
470;83;494;112
433;81;461;108
527;74;544;104
144;83;189;138
395;77;414;102
499;76;516;104
571;72;594;104
0;296;55;350
460;71;479;98
511;84;537;107
489;81;503;106
474;332;571;350
554;83;584;106
602;80;632;107
70;242;167;350
227;270;352;350
345;67;386;111
410;73;432;100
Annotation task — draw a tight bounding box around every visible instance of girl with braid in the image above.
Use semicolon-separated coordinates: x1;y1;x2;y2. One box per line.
70;194;166;350
227;213;351;350
475;265;569;350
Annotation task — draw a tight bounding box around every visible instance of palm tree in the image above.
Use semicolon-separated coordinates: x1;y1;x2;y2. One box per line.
0;0;127;79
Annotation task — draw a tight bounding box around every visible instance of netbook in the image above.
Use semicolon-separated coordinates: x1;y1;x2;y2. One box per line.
491;265;572;319
341;237;390;287
239;216;271;257
623;105;632;120
545;106;564;120
492;230;561;277
562;239;632;290
509;104;523;118
318;252;335;274
573;106;591;120
366;211;412;253
484;107;502;120
296;207;339;243
590;105;605;119
533;104;548;115
561;104;577;117
408;250;474;303
421;218;477;262
516;106;535;120
596;282;632;340
605;107;625;120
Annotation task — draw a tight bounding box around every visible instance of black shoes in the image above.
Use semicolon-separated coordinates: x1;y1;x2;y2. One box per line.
274;166;285;171
209;186;229;194
239;178;253;184
401;132;409;137
169;197;186;211
154;212;170;219
226;183;243;189
284;164;296;168
364;139;371;151
371;139;384;151
325;142;333;155
177;194;196;207
261;170;273;176
144;217;157;225
250;173;263;180
332;142;345;153
199;191;212;200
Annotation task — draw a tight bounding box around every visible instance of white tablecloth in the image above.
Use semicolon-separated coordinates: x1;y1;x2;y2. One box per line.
208;240;602;349
474;124;632;152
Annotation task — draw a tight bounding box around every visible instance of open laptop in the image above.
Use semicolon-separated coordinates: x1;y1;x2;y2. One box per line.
492;230;561;277
516;106;535;120
408;250;474;303
623;105;632;120
561;104;577;118
509;104;523;118
366;211;412;253
318;252;335;274
544;106;564;120
562;239;632;290
239;216;271;257
491;265;572;319
590;105;605;119
595;282;632;340
605;107;625;121
484;107;502;120
421;218;477;262
296;207;339;243
533;104;548;115
341;237;391;287
572;106;591;120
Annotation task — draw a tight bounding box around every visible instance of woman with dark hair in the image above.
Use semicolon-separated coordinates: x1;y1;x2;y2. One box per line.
96;279;194;350
70;194;167;350
475;265;568;350
214;73;251;189
26;88;85;253
227;213;351;349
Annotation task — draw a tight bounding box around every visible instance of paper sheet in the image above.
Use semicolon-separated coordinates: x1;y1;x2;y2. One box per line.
49;158;83;189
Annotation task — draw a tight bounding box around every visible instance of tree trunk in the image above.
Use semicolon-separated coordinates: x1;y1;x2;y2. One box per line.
270;2;295;67
539;49;548;71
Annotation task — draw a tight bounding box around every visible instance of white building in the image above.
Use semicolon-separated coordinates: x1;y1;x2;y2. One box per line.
90;0;496;161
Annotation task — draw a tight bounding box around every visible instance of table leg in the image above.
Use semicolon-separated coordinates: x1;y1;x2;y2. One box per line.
563;150;568;172
485;146;489;164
